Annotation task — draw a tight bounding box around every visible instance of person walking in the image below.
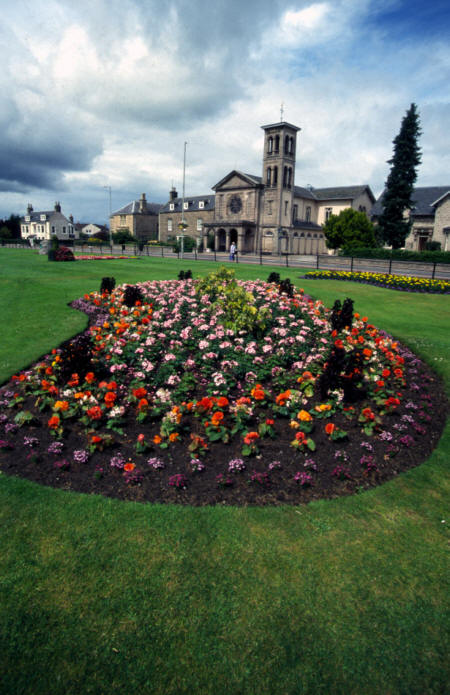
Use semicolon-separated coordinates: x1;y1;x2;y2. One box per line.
229;241;236;261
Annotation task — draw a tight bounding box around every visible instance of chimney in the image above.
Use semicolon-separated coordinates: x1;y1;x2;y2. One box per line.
69;215;74;223
27;203;33;214
139;193;147;213
54;201;61;213
170;187;178;201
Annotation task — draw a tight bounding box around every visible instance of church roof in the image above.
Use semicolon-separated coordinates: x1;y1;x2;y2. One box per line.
371;186;450;218
261;122;301;132
311;185;375;203
212;170;263;190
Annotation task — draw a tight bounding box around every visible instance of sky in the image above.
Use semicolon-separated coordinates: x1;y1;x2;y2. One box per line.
1;0;449;224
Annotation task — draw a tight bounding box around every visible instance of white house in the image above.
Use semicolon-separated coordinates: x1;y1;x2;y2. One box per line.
20;202;78;242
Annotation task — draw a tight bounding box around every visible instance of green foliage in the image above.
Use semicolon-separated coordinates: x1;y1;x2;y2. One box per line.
0;226;12;239
47;235;59;261
378;103;422;249
338;247;450;264
112;229;134;244
195;266;270;335
425;241;441;251
323;208;377;250
172;235;196;252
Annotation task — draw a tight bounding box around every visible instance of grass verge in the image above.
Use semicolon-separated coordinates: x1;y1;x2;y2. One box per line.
0;249;449;694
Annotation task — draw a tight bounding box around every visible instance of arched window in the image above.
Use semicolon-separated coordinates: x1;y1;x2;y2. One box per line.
275;135;280;153
305;206;311;222
266;167;271;185
268;137;273;154
284;135;289;154
265;231;274;237
273;166;278;185
300;233;305;238
293;232;298;238
289;137;294;154
287;168;292;188
283;166;288;188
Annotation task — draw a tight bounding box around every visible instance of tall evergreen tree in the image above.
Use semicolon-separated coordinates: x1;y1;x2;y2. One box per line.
378;103;422;249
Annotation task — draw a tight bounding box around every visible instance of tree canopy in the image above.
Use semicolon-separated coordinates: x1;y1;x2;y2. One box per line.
323;208;377;251
378;103;422;249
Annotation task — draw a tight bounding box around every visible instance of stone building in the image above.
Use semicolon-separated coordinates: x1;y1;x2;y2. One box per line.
372;186;450;251
20;202;78;242
159;120;375;254
110;193;162;242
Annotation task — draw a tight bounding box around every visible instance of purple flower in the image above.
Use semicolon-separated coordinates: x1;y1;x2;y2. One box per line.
379;431;393;442
48;441;64;455
147;457;165;470
268;460;282;470
190;458;205;472
54;459;70;470
294;471;313;487
228;458;246;473
399;434;415;448
110;454;126;469
169;473;188;489
5;423;18;434
73;449;89;463
249;471;271;487
332;465;352;481
23;436;39;448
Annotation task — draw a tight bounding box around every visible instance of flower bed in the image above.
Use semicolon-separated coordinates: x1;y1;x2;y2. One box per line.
303;270;450;294
75;255;139;261
0;268;446;505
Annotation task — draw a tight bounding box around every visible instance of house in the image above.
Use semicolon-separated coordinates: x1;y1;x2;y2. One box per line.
158;121;375;255
81;223;110;238
371;187;450;251
109;193;162;242
20;202;78;242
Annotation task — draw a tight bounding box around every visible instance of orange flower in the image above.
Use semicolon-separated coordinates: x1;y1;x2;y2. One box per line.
138;398;148;410
86;406;102;420
85;372;95;384
251;384;265;400
295;431;307;444
211;411;224;426
104;392;116;408
334;339;344;349
363;348;372;359
325;423;336;435
54;400;69;411
302;371;314;380
362;407;375;421
124;462;135;472
91;435;102;444
48;415;60;429
133;387;147;399
315;403;331;412
297;410;312;422
67;373;79;387
197;396;214;412
243;431;259;445
74;392;85;399
169;432;179;442
236;396;251;406
276;390;291;406
153;435;162;445
217;396;229;408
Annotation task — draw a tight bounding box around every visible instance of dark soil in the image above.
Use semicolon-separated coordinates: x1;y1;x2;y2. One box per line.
0;307;447;507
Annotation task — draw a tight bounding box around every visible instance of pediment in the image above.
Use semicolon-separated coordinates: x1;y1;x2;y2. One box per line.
213;170;261;192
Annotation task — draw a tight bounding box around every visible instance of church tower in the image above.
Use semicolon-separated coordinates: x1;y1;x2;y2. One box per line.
261;120;301;240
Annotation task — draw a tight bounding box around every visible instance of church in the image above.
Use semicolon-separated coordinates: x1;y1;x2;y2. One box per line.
159;120;375;255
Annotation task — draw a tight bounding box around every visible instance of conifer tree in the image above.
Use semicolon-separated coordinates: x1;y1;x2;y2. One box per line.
378;103;422;249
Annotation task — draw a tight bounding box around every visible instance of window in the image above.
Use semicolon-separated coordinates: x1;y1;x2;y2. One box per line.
273;166;278;185
289;137;294;154
284;200;289;216
168;218;173;232
358;205;366;212
275;135;279;153
169;203;175;211
184;202;189;210
292;205;298;222
283;166;288;188
268;137;273;154
120;215;126;225
52;226;55;234
40;214;46;221
287;168;292;188
25;215;30;222
197;218;203;231
305;206;311;222
265;231;274;237
325;207;332;221
266;167;271;185
199;201;204;209
284;135;289;154
267;200;273;215
62;226;66;233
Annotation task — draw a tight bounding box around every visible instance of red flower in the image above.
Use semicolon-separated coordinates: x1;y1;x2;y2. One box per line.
133;387;147;399
86;406;102;420
266;418;274;426
244;431;260;445
48;415;60;429
325;423;336;435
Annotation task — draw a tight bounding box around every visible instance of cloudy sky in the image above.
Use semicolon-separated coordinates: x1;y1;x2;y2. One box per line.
1;0;449;223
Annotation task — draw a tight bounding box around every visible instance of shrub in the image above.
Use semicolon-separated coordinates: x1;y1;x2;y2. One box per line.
55;246;75;262
267;272;281;284
47;235;59;262
123;284;144;307
100;277;116;294
173;235;196;253
339;247;450;264
178;270;193;280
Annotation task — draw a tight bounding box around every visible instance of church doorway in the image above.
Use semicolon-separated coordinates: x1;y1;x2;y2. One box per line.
243;228;255;252
217;228;226;252
230;228;238;245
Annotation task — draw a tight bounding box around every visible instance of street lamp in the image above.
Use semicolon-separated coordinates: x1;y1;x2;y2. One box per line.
180;142;187;258
103;185;112;248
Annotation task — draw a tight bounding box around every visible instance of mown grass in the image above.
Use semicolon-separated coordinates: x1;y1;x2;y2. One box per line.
0;249;449;694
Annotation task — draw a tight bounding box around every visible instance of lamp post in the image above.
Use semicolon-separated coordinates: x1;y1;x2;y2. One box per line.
103;185;112;248
180;142;187;258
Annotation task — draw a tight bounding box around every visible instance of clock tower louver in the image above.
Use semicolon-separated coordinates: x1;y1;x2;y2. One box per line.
261;121;301;250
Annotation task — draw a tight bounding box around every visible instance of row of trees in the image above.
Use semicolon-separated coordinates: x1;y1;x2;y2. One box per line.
323;103;422;251
0;214;21;239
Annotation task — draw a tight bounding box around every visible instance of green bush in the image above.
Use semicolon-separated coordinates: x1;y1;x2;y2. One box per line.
173;235;196;253
339;247;450;264
47;235;59;262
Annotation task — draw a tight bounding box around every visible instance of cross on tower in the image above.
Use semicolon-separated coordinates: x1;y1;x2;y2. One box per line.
280;102;284;122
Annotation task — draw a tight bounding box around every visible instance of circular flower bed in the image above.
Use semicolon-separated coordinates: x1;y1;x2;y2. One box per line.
0;268;446;505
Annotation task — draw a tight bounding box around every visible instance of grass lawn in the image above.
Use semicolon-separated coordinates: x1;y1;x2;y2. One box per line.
1;249;449;694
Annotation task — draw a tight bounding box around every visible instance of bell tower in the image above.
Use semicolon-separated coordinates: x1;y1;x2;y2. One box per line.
261;120;301;232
